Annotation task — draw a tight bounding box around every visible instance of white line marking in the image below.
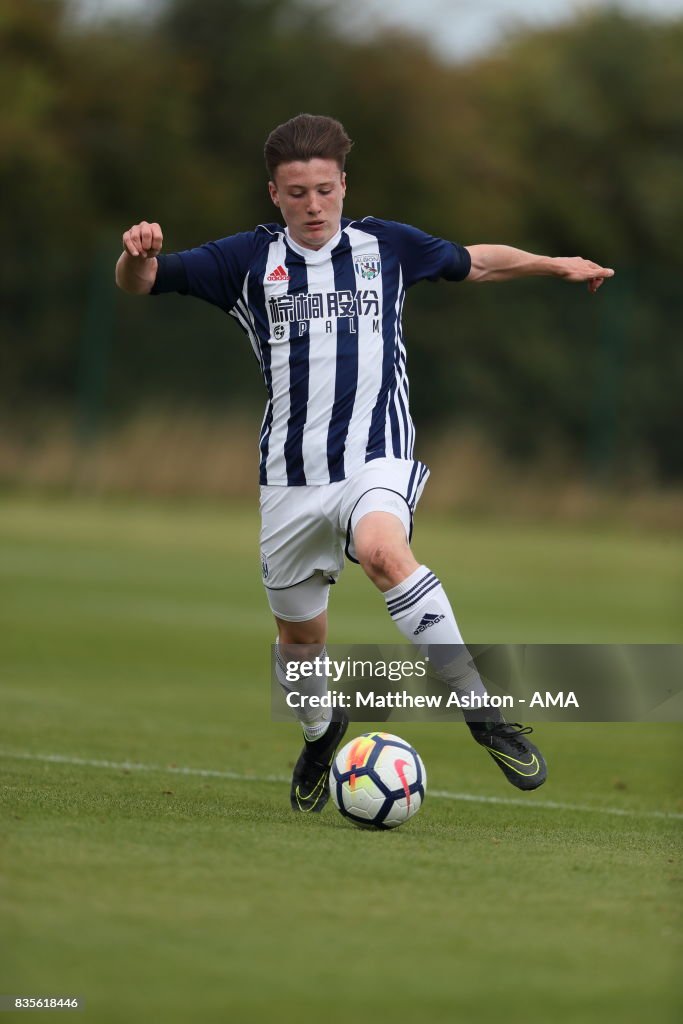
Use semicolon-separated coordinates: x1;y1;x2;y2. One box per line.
2;749;681;821
0;750;287;784
428;789;683;820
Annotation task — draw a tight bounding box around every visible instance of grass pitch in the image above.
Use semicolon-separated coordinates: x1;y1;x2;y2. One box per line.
1;496;681;1024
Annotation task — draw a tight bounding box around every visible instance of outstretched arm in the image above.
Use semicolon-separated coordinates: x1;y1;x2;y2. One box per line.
115;220;163;294
465;244;614;294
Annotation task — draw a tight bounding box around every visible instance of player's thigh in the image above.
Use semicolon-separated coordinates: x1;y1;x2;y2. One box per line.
339;458;430;564
260;485;344;590
267;572;331;644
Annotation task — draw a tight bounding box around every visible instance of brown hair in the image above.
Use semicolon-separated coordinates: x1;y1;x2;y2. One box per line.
264;113;352;180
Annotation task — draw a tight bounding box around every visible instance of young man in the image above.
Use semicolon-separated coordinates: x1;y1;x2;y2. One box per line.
116;113;614;813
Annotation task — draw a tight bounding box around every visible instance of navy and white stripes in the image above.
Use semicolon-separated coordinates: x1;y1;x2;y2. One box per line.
406;461;429;511
153;216;471;487
386;569;441;619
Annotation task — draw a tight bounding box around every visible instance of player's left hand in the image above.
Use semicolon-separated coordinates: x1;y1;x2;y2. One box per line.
554;257;615;293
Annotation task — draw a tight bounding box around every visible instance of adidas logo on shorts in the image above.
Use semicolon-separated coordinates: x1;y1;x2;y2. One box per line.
413;612;445;635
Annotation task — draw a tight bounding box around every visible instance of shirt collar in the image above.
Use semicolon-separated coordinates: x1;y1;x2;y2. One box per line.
284;226;343;262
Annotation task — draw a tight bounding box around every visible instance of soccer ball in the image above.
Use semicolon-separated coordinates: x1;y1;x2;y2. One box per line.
330;731;427;829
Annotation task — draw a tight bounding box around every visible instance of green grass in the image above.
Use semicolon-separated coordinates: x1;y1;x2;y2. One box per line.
1;495;681;1024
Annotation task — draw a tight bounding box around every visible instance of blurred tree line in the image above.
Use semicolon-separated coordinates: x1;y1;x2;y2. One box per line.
2;0;682;480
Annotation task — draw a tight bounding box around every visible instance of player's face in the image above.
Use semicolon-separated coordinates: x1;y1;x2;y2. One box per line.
269;159;346;250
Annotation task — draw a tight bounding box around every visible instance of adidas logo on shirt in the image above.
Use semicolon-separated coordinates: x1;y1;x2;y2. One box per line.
413;612;445;635
266;264;291;282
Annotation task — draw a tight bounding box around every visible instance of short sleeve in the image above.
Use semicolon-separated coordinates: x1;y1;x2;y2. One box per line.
151;231;258;313
376;220;471;288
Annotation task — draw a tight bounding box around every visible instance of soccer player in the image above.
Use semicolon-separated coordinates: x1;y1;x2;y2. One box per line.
116;114;614;812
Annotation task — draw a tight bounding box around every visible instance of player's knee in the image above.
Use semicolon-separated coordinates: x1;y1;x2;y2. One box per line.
276;617;326;648
357;541;410;587
279;641;324;665
277;629;325;668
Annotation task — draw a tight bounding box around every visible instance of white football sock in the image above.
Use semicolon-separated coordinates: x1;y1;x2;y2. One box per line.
274;638;332;741
384;565;488;701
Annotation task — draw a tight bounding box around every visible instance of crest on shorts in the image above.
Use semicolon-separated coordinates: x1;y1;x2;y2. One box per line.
261;555;269;580
354;253;381;281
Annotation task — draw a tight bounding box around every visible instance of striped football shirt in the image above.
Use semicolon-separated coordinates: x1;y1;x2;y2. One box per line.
151;217;471;485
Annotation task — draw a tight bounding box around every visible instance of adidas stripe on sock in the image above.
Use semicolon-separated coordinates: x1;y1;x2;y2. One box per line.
384;565;488;701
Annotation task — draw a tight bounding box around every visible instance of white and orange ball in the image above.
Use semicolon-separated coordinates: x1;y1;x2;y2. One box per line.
330;732;427;829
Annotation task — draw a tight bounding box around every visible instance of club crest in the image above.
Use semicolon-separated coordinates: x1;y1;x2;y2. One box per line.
354;253;381;281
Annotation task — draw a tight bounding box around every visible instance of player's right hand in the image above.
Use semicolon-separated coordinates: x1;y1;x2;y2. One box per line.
122;221;163;259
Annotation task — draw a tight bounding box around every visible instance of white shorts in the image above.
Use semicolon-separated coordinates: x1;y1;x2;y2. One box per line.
260;457;429;621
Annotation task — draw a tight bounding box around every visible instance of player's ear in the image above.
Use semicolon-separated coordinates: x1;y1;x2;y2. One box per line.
340;171;347;197
268;180;280;207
